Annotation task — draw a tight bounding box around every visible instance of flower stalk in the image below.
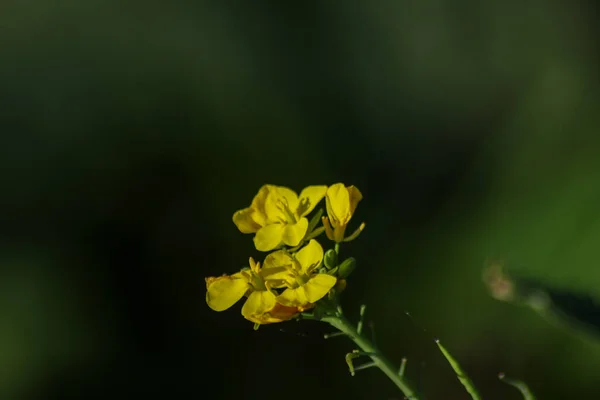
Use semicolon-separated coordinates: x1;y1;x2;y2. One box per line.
322;313;420;400
205;182;535;399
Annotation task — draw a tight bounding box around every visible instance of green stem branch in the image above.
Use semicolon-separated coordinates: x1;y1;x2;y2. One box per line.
323;314;419;400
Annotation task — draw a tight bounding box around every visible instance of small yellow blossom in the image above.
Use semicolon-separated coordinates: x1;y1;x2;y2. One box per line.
322;183;365;242
262;239;337;310
233;184;327;252
205;257;299;324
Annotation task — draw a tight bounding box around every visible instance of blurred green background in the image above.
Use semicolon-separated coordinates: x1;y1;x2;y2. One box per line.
2;1;600;399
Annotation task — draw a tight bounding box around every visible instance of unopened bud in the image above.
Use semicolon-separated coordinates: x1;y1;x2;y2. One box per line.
324;249;338;269
338;257;357;279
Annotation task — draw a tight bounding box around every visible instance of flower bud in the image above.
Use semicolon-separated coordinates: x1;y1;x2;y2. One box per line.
337;257;356;279
324;249;338;270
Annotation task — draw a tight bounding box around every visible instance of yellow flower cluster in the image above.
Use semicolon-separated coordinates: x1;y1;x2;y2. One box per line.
206;183;365;326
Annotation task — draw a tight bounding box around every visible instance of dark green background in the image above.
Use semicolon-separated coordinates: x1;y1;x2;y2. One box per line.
2;1;600;399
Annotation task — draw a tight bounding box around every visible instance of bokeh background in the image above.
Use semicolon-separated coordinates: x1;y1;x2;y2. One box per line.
2;1;600;399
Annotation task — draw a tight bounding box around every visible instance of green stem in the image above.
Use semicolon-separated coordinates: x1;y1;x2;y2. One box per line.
323;314;419;400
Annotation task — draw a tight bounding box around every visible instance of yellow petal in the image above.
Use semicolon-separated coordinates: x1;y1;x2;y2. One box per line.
241;290;276;319
267;303;301;321
233;185;273;232
254;224;285;252
232;207;261;233
205;273;250;312
326;183;350;225
282;218;309;247
303;274;337;303
262;250;293;270
261;250;294;285
264;186;299;223
277;286;310;308
296;185;327;217
244;303;300;324
273;186;300;212
251;185;273;207
250;185;274;225
294;239;323;274
347;185;363;217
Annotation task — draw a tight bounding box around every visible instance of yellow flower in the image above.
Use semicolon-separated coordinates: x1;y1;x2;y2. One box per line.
205;257;299;324
322;183;365;242
262;239;337;310
233;184;327;252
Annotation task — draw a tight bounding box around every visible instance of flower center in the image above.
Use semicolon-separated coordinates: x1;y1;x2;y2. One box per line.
282;264;308;289
248;271;267;291
294;273;309;286
276;198;297;224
